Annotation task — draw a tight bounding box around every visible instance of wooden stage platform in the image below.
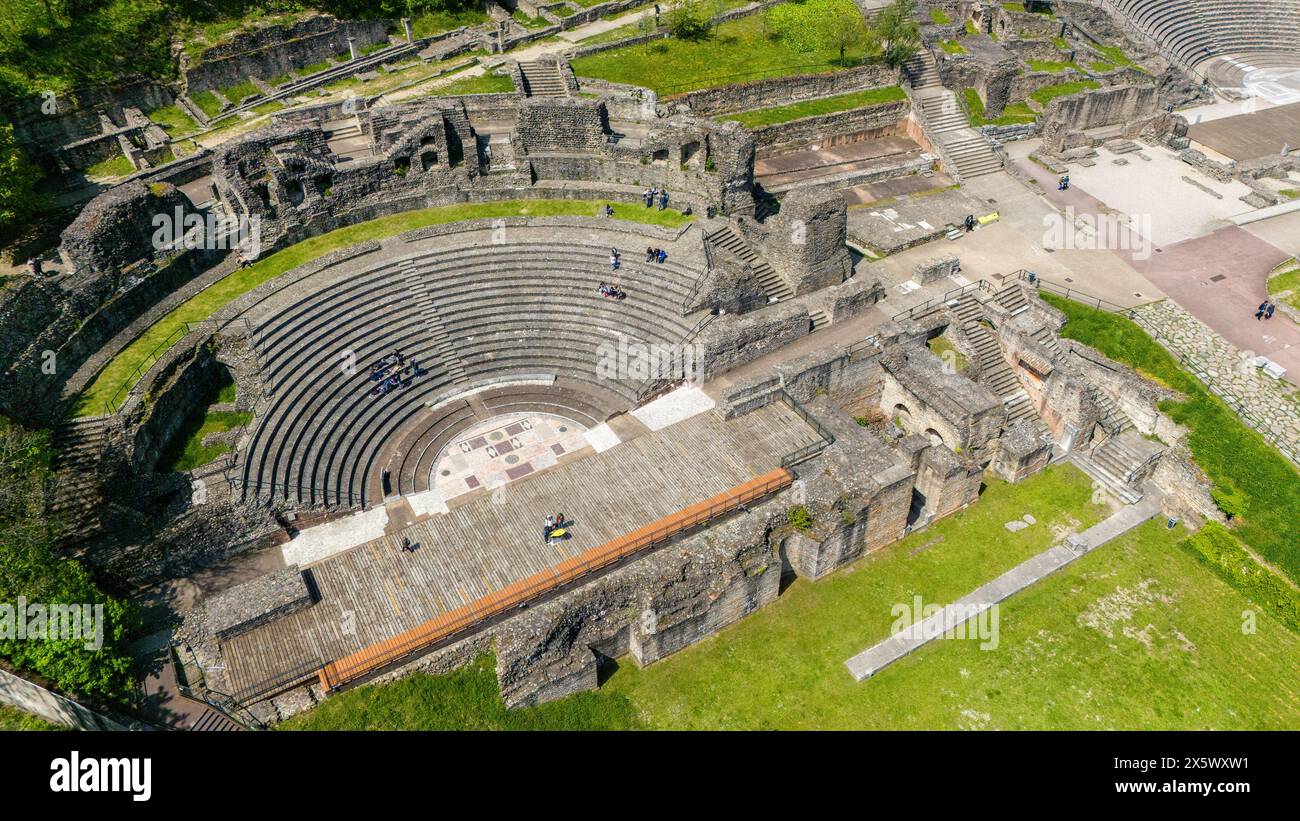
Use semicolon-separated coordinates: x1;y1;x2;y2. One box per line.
1188;100;1300;161
219;402;821;697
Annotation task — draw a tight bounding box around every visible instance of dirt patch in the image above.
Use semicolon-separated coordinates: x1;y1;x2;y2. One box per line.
1077;578;1176;639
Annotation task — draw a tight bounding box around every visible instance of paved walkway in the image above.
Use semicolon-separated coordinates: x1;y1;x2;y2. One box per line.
844;491;1164;681
1130;299;1300;460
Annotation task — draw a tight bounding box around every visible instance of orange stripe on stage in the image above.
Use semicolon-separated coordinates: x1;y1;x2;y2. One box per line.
316;467;793;689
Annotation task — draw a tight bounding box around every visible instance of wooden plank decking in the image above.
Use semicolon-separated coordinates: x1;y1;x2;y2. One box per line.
220;403;819;698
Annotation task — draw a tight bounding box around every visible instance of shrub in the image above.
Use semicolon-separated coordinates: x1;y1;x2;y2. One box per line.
1181;523;1300;634
788;505;815;532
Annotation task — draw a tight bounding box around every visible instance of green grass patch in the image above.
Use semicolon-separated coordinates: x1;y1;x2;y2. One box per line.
1277;188;1299;200
1093;44;1136;67
964;20;978;35
1027;59;1083;74
279;653;640;730
605;515;1300;728
147;104;200;136
433;72;516;96
930;9;953;24
0;703;61;731
189;91;224;119
927;334;969;373
572;14;870;96
157;368;249;474
1090;61;1117;72
939;39;967;55
1041;293;1300;583
1267;264;1300;310
1051;35;1068;49
410;8;490;39
1029;79;1100;106
964;88;1036;126
84;154;135;180
221;80;261;104
294;59;333;77
719;86;906;128
513;10;553;29
74;200;692;416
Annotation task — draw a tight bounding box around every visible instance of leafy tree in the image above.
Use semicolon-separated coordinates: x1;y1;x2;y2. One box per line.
666;0;713;42
0;124;44;239
0;417;136;705
876;0;920;67
764;0;871;64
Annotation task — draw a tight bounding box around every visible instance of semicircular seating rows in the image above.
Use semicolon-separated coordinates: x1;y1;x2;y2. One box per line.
1114;0;1300;69
239;240;704;510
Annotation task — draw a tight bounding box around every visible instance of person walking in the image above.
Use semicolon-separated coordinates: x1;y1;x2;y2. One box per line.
1256;300;1268;320
1266;301;1276;320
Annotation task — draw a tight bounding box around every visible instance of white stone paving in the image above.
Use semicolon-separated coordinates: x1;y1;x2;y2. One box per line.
282;505;390;567
631;385;716;431
583;422;622;452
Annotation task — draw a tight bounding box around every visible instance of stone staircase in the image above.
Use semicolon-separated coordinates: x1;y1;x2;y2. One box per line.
1030;325;1065;359
705;226;794;303
1070;430;1163;505
519;61;567;97
399;259;469;382
1090;387;1134;436
992;282;1030;316
50;416;110;540
907;51;1003;179
903;51;943;90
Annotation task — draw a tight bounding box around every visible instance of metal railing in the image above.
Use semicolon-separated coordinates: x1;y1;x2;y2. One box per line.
890;279;996;322
174;644;268;730
777;387;836;468
101;318;258;416
318;467;795;691
633;311;717;402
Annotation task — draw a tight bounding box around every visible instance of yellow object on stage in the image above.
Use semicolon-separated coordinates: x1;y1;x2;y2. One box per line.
978;212;1000;225
549;528;568;538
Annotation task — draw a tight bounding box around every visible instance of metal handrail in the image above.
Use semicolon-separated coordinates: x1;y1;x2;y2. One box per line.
776;387;835;467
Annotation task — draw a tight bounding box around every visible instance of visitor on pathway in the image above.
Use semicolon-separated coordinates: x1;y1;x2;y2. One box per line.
1266;301;1276;320
610;251;621;270
1257;300;1269;320
657;248;667;264
658;190;669;210
642;188;653;207
28;257;42;275
645;246;655;262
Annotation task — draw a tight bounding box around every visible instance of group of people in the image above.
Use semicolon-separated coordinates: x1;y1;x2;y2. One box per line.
1256;300;1279;321
642;187;670;210
543;513;570;545
1057;174;1071;190
368;350;424;396
644;246;668;264
598;282;626;300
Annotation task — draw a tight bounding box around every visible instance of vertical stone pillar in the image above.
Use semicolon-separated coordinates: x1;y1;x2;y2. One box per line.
402;17;413;44
347;36;357;60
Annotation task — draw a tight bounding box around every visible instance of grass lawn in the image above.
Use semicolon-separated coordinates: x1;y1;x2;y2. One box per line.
927;334;969;374
939;39;968;55
1042;293;1300;584
84;154;135;180
221;80;261;105
1093;44;1137;68
148;104;201;136
611;516;1300;729
719;86;906;128
157;374;250;474
1030;79;1100;106
433;72;516;95
279;654;641;730
279;463;1300;729
410;8;489;38
1268;263;1300;310
0;703;62;731
1028;59;1084;74
572;15;872;96
931;9;953;24
74;200;693;417
189;91;224;119
965;89;1036;126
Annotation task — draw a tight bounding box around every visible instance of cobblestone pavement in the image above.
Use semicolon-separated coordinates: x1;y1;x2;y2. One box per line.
1131;299;1300;462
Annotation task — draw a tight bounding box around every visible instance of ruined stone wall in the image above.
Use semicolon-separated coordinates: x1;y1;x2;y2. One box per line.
516;97;608;152
748;99;910;151
699;301;810;378
667;65;899;116
184;15;392;95
1039;83;1162;153
753;187;854;294
8;79;175;164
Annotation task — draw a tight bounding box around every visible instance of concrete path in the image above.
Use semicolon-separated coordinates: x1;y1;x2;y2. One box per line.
844;491;1164;681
